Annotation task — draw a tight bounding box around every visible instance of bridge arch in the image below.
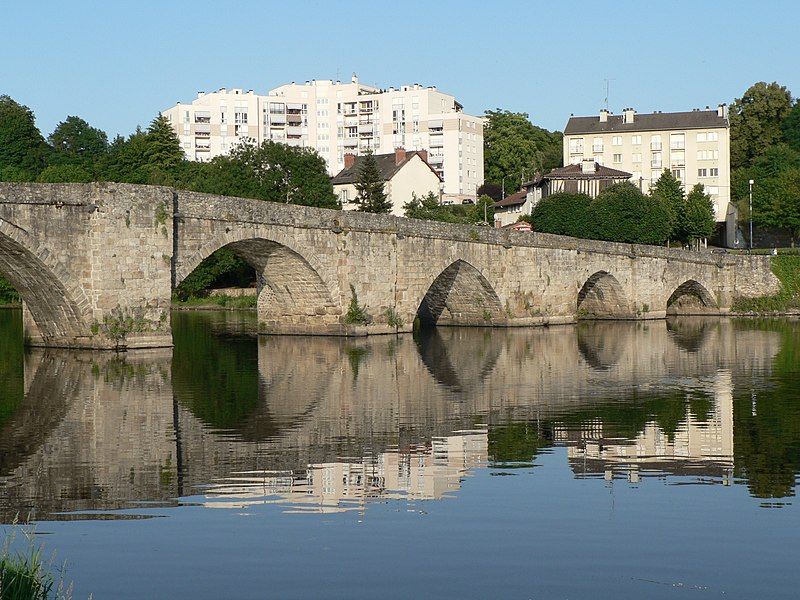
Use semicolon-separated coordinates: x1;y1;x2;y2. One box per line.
416;259;505;326
576;271;632;319
177;235;342;331
0;221;89;343
666;280;718;315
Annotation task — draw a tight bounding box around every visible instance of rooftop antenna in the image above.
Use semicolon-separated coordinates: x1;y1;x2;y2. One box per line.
604;78;615;110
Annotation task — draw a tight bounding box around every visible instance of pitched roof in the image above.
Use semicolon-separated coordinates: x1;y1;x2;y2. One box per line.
494;190;527;208
331;151;442;185
524;163;632;187
564;110;728;135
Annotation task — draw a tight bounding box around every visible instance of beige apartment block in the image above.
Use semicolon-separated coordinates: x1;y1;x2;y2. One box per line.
162;75;483;199
563;105;732;233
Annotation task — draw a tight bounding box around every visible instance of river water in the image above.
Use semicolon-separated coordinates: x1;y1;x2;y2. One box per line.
1;309;799;599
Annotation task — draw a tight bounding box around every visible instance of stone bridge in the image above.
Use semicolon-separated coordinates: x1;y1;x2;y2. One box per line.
0;182;781;349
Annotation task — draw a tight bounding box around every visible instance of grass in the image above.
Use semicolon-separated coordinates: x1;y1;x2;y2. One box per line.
1;518;72;599
732;255;800;313
172;293;257;310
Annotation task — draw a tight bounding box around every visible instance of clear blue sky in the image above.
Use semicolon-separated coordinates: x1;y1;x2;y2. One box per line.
3;1;798;139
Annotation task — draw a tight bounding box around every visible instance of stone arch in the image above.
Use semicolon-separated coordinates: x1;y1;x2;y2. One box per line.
666;280;718;315
177;235;341;331
576;271;632;319
0;221;88;342
417;259;505;326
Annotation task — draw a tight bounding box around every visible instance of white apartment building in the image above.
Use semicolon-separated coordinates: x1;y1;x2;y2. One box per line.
162;75;484;199
563;105;733;242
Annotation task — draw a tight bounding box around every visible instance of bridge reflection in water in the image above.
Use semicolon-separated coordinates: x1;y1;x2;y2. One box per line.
0;311;796;521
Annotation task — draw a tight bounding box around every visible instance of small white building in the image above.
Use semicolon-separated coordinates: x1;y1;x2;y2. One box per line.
331;148;442;217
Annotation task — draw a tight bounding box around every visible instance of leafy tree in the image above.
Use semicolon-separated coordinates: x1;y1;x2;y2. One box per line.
683;184;716;245
404;191;441;218
0;95;49;176
48;115;108;166
185;140;338;208
36;164;93;183
651;169;686;243
145;114;184;171
0;166;35;182
782;102;800;152
477;182;503;202
483;109;562;187
528;192;594;237
590;182;671;245
354;150;391;213
175;248;254;300
730;82;794;169
469;194;495;224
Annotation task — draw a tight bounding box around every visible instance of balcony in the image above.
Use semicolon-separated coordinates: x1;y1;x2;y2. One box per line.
429;154;444;165
651;161;662;169
270;114;286;125
357;123;374;134
569;147;583;155
429;134;444;147
286;126;302;137
670;142;685;150
650;142;662;151
194;123;211;134
343;137;358;147
592;145;604;153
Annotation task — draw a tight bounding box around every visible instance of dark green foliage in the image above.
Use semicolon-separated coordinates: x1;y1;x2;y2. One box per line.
483;109;562;187
404;191;493;224
488;422;551;464
651;169;686;242
175;248;254;300
781;102;800;151
730;82;794;169
731;144;800;243
36;164;93;183
477;182;503;202
48;115;108;166
590;183;671;244
0;166;35;182
683;184;716;243
344;284;371;325
145;114;184;171
0;95;49;176
0;277;20;304
0;550;54;600
183;140;338;208
354;150;391;213
0;309;23;428
528;192;594;237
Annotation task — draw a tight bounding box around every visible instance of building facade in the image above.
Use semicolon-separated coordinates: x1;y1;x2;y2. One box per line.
331;148;442;217
563;106;731;227
162;75;483;199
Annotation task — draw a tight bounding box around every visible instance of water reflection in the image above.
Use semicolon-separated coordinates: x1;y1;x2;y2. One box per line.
0;310;798;521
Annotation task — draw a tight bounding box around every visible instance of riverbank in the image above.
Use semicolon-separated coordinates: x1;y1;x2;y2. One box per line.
731;255;800;314
172;293;256;311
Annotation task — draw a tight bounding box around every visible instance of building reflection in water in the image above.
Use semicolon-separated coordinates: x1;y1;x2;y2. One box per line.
0;313;796;521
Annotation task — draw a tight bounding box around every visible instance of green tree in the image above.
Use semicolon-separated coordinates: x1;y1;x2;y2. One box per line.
145;114;184;171
354;150;391;213
683;184;716;245
185;140;338;208
730;82;794;169
651;169;686;243
782;101;800;152
468;194;495;225
528;192;594;237
0;95;49;176
483;109;562;187
48;115;108;166
36;163;93;183
590;182;671;245
404;191;472;224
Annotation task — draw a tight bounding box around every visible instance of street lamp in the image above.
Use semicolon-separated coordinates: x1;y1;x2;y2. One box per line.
749;179;754;251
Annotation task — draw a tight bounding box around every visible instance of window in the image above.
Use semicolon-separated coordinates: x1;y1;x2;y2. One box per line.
710;167;719;176
234;111;248;124
670;133;685;150
569;137;584;154
632;153;642;163
613;154;622;163
697;132;707;142
339;189;349;203
631;135;642;145
593;137;604;152
707;131;719;142
650;135;662;150
698;168;708;177
707;186;719;195
672;168;684;180
651;151;662;168
612;136;623;146
697;150;719;160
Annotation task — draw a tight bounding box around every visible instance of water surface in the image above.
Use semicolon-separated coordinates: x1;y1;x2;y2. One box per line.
1;309;799;598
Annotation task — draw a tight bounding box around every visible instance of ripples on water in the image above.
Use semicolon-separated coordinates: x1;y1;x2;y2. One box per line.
1;309;799;598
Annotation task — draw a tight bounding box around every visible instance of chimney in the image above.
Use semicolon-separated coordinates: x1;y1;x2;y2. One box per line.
599;108;609;123
717;103;728;119
581;158;597;174
197;91;205;98
416;149;428;163
395;147;407;165
623;107;635;124
344;153;356;169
